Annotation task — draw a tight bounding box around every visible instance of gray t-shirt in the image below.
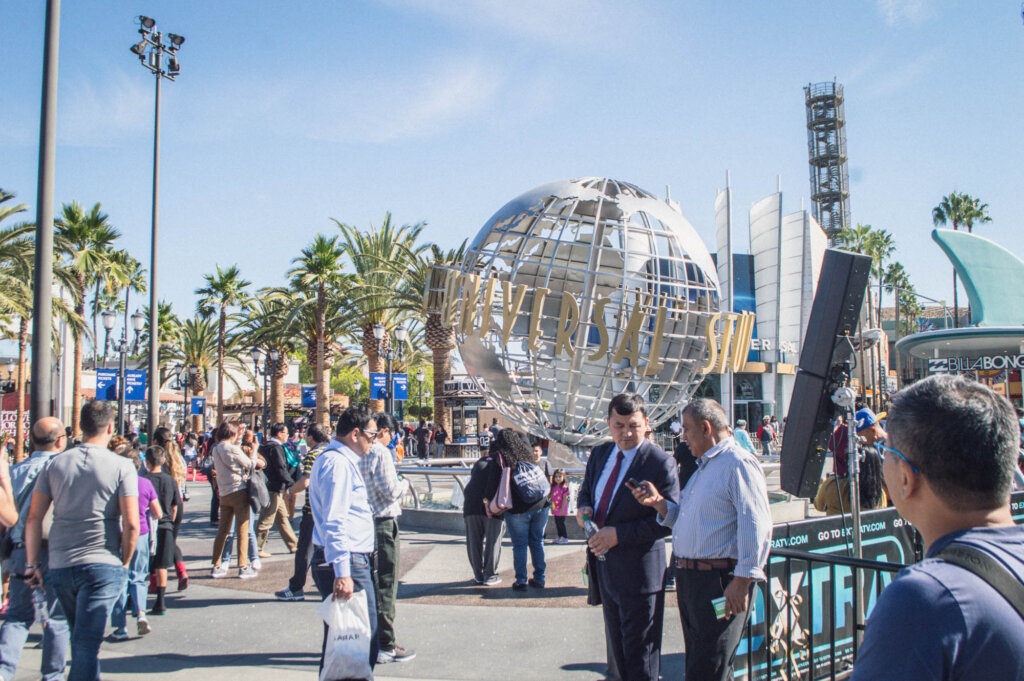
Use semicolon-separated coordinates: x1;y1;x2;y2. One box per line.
35;442;138;569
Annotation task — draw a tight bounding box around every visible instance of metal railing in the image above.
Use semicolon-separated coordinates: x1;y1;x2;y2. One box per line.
738;547;905;681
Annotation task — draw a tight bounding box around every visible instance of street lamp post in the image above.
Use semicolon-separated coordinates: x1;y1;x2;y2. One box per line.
103;308;145;435
249;348;279;433
130;15;184;441
354;380;362;407
373;322;407;419
416;368;425;419
186;363;198;431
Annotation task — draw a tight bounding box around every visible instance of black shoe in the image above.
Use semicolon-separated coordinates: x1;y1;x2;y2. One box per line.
528;578;545;588
512;582;528;592
150;606;166;616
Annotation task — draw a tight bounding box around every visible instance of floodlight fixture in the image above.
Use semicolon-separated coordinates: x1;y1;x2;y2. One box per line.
167;33;185;48
138;15;155;29
130;40;147;57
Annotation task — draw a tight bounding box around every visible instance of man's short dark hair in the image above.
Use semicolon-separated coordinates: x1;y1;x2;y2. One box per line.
683;398;730;433
306;423;330;445
80;400;116;437
374;412;398;433
888;374;1018;511
335;405;373;438
214;421;238;442
607;393;646;419
270;422;287;438
145;445;166;469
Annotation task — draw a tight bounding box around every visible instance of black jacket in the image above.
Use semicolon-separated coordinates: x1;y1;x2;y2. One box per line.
463;455;497;516
259;441;294;493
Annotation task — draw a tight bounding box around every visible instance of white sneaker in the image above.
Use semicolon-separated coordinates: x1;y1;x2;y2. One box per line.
251;558;262;571
210;564;229;579
238;566;258;579
137;616;151;635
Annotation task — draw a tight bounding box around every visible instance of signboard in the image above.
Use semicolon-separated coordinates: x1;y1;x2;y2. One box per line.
96;368;118;400
124;370;147;401
929;354;1024;373
301;385;317;408
190;397;206;416
0;411;29;437
392;374;408;401
370;373;387;400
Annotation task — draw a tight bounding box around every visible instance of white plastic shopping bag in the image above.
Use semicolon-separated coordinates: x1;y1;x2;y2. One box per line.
318;590;372;681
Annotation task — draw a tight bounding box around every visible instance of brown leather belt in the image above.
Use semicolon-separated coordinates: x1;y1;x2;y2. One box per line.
673;557;737;571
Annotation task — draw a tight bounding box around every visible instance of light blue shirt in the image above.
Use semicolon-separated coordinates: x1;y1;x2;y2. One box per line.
659;437;772;579
593;444;638;515
733;428;757;455
9;449;59;544
310;439;374;578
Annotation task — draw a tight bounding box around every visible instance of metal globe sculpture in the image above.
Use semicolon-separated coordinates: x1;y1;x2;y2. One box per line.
431;177;720;447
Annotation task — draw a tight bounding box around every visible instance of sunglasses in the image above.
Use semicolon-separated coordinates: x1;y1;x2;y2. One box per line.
361;428;379;439
875;442;919;475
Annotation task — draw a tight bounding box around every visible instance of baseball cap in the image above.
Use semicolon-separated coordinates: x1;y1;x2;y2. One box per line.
855;407;878;433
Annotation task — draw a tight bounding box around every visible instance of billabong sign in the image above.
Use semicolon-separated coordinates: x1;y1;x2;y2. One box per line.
929;354;1024;373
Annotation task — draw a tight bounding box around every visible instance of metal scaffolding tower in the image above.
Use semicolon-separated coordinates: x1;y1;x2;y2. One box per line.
804;81;851;242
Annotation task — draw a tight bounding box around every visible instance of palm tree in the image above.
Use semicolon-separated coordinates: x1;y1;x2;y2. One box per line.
136;301;183;392
169;315;252;430
195;265;251;424
334;212;428;413
932;192;991;326
289;235;348;426
243;290;302;425
866;229;895;409
392;242;466;432
883;262;914;386
55;202;121;435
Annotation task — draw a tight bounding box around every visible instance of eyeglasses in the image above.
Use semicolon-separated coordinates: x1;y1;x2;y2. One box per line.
876;442;919;474
361;428;379;440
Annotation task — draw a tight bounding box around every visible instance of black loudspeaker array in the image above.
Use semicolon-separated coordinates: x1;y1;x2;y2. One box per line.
780;249;873;498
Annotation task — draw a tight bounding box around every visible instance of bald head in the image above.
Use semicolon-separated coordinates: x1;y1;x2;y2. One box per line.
32;417;65;452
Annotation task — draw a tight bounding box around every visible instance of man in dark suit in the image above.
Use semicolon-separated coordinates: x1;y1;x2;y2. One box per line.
576;393;679;681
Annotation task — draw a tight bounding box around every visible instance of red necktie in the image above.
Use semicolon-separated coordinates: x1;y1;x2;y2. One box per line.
594;450;624;528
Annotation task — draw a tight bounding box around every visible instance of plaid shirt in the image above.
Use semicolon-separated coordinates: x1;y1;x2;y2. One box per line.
357;442;406;519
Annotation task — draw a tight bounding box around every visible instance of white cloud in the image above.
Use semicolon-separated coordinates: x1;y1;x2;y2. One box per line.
57;68;151;147
875;0;931;27
379;0;651;45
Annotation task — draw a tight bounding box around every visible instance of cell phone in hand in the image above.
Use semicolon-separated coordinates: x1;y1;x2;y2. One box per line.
624;478;641;490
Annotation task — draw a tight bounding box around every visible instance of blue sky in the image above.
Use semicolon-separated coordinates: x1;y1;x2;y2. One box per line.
3;1;1022;322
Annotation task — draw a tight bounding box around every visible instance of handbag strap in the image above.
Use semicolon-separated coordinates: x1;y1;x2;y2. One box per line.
936;542;1024;621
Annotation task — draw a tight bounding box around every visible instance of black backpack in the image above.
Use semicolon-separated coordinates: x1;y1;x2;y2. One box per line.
512;460;550;506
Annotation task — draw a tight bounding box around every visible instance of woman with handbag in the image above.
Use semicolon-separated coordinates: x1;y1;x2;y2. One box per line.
462;436;507;586
209;421;258;579
492;429;550;592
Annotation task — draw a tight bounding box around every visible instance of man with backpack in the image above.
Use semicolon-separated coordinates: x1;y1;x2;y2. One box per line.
756;416;774;454
852;374;1024;679
0;417;70;681
255;422;298;557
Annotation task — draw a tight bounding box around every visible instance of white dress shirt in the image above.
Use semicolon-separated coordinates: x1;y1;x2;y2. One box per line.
659;437;772;580
310;439;374;578
593;444;639;513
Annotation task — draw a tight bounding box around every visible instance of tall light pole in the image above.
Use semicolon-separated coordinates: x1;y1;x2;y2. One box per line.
30;0;60;426
187;363;198;431
354;380;362;407
373;322;407;419
130;15;184;440
250;347;264;432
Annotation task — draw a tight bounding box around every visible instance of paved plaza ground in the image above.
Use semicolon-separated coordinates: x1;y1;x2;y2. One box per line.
7;480;687;681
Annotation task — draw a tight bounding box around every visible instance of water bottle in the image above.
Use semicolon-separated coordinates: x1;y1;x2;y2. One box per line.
582;514;606;562
32;587;48;626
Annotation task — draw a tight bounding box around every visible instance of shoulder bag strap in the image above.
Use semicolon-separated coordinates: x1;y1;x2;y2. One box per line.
936;543;1024;620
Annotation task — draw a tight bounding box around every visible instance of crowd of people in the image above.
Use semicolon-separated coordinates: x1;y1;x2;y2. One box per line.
0;374;1019;680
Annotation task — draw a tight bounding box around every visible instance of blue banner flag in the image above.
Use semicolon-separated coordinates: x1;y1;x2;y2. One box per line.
370;373;387;399
392;373;408;400
95;369;118;400
190;397;205;416
301;385;317;408
124;370;147;401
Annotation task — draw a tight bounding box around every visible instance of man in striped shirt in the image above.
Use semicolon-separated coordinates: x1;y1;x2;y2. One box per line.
633;398;772;681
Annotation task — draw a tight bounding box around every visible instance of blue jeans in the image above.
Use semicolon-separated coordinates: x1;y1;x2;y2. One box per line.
111;532;151;630
505;505;549;585
221;509;258;565
312;548;377;677
0;547;69;681
47;563;128;681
